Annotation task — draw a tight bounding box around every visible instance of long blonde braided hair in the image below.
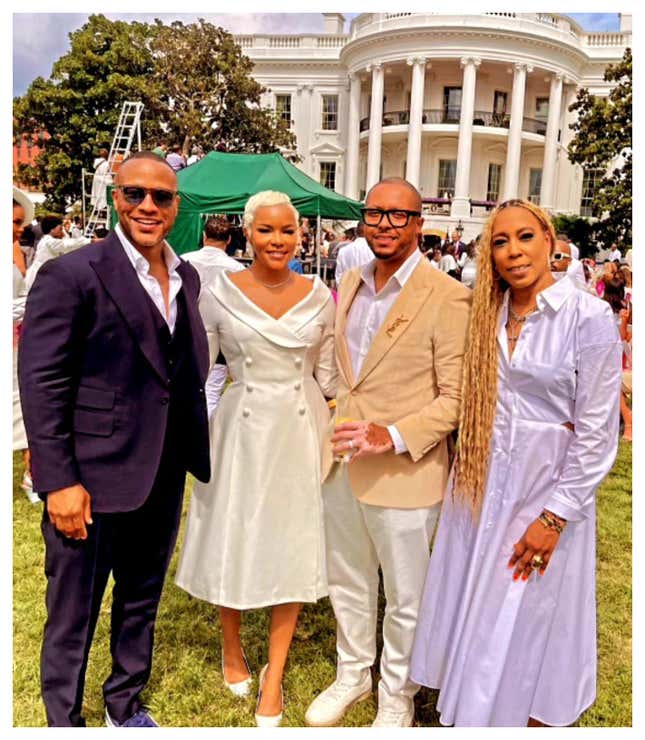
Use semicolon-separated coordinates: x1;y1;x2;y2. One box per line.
453;199;557;515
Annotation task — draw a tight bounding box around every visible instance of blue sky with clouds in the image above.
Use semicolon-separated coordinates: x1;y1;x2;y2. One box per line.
12;12;622;97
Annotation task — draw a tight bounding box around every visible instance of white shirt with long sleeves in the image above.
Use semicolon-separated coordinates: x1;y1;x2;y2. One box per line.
25;233;90;291
334;237;374;286
182;246;244;294
410;274;622;726
115;224;182;332
345;248;423;453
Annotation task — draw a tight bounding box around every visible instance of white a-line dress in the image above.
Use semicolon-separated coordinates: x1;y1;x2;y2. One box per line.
175;272;337;609
410;276;622;727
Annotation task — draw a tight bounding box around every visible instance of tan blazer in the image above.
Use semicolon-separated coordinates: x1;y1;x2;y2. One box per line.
323;257;472;508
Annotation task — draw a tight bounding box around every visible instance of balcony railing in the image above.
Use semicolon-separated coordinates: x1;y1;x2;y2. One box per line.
359;109;550;135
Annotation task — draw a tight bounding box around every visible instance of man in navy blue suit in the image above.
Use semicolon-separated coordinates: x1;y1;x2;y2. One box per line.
19;152;211;727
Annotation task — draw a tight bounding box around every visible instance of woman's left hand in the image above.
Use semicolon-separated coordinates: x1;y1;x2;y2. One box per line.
508;519;561;580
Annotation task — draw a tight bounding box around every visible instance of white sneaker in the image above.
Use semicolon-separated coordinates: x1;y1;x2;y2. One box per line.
305;673;372;727
371;703;414;727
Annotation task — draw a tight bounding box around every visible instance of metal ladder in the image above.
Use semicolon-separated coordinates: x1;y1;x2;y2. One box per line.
84;101;144;237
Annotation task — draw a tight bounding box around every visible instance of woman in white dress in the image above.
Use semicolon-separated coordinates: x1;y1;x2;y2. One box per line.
13;187;39;502
175;191;337;726
410;199;622;726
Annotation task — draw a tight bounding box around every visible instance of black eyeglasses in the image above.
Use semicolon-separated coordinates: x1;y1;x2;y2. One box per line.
360;208;421;228
114;186;177;208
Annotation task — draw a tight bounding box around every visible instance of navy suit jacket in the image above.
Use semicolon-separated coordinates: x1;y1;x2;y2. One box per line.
18;231;211;514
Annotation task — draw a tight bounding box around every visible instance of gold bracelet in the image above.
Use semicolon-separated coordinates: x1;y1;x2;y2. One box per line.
538;510;567;534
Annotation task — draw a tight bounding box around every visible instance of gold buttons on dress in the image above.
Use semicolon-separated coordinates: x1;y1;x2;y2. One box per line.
243;408;251;417
245;357;253;366
298;407;306;415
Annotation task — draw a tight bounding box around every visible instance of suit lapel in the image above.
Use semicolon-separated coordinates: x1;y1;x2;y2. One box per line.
177;260;209;385
335;269;362;388
355;259;434;386
90;234;168;385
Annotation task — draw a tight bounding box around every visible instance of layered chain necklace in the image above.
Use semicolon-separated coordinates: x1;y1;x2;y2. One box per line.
506;302;538;346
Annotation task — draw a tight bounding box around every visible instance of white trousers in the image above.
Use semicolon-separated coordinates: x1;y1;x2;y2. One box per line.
323;464;440;707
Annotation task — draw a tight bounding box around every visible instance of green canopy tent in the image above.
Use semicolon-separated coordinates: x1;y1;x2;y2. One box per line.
111;151;363;256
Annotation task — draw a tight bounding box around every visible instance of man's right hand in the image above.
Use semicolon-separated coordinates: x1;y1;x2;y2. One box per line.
46;484;93;540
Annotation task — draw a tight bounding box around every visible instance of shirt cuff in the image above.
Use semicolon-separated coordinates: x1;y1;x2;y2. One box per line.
387;424;408;454
543;493;585;523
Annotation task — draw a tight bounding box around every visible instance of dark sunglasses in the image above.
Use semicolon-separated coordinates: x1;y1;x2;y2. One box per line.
115;186;177;208
360;208;421;228
551;252;571;261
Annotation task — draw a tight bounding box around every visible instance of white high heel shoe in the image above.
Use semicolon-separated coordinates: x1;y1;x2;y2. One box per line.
222;649;252;697
255;664;283;728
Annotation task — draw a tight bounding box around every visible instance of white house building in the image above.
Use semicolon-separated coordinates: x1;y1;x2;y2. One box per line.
236;12;631;237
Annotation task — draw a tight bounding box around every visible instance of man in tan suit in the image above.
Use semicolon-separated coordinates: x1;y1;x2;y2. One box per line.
305;178;471;727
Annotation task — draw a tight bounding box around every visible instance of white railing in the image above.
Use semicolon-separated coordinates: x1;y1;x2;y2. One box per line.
269;36;301;48
585;32;630;47
316;36;347;48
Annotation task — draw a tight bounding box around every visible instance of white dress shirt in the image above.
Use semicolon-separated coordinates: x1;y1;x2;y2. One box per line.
335;237;374;286
345;248;423;453
25;233;90;291
115;224;182;332
182;245;244;293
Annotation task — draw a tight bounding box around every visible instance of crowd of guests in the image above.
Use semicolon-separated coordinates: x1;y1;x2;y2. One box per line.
13;154;627;728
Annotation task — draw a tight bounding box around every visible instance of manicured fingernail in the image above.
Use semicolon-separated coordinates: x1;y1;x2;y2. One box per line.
512;572;519;581
522;573;528;581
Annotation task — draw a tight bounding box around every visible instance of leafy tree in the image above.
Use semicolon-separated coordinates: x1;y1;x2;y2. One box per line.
568;48;632;249
14;16;296;210
13;15;161;211
150;19;295;156
551;214;595;259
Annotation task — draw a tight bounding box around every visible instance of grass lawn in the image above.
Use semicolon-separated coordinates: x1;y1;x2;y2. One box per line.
12;442;632;727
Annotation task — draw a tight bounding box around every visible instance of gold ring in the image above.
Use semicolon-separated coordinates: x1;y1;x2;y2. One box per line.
531;554;544;569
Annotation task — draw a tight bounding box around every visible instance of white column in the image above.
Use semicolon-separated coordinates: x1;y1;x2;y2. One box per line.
296;82;314;175
502;63;532;201
539;72;564;211
405;57;427;188
366;62;384;192
345;74;362;200
451;56;481;218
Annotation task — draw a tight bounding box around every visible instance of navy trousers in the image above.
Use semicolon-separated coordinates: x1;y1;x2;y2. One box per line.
40;448;186;727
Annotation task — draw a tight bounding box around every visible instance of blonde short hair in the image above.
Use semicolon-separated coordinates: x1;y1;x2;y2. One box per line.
243;191;299;231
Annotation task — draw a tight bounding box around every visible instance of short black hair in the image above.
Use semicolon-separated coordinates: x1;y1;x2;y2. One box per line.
41;215;62;234
116;150;176;180
366;177;422;212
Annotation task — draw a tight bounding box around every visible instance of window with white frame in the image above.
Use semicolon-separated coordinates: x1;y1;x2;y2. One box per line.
528;168;542;203
535;97;549;120
580;168;603;217
437;159;457;198
321;95;339;130
319;161;337;191
275;94;292;125
487;163;502;202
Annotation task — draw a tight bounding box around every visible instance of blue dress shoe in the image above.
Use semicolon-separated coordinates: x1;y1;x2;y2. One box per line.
105;707;159;727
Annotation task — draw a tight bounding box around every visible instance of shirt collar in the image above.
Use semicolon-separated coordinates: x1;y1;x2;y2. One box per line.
502;273;575;316
359;248;422;292
115;223;181;275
